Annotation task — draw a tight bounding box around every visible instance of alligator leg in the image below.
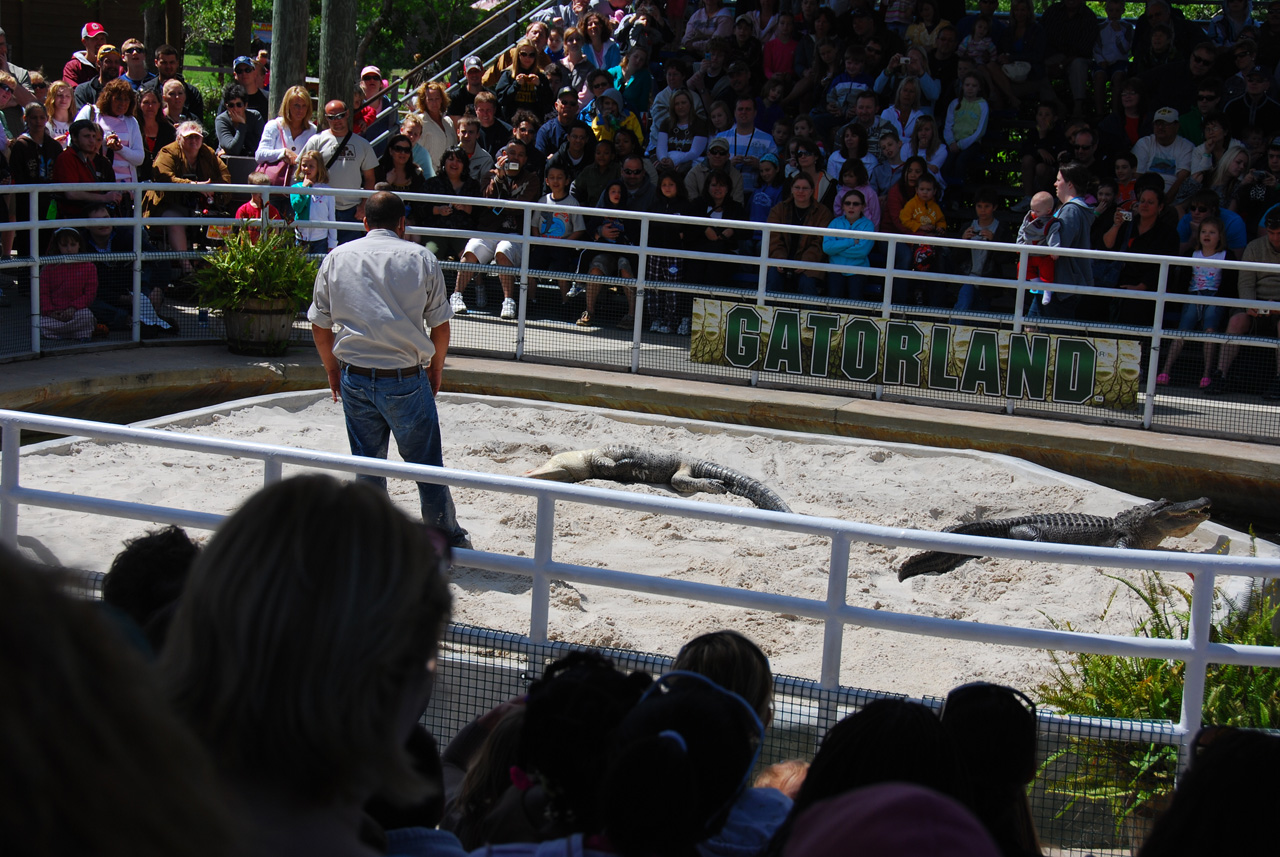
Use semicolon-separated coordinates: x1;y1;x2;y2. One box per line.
670;464;727;495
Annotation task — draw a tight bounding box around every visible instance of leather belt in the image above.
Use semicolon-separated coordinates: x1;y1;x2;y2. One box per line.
340;362;423;379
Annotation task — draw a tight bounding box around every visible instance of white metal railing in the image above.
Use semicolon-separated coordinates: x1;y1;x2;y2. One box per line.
6;179;1280;425
2;404;1278;768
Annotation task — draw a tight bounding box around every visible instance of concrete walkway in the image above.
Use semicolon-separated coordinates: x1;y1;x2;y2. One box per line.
2;343;1278;533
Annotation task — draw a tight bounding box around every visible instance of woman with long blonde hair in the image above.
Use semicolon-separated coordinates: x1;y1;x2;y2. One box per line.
45;80;74;146
254;83;316;167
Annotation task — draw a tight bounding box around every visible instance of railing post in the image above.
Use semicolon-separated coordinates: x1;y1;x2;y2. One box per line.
751;225;770;388
529;493;555;644
1007;247;1031;416
0;422;19;547
821;533;851;689
132;181;143;343
1177;564;1216;774
632;217;650;373
28;189;41;355
516;208;532;361
1143;261;1171;430
263;456;283;485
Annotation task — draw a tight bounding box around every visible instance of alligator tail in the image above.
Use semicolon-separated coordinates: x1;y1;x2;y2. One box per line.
691;460;793;514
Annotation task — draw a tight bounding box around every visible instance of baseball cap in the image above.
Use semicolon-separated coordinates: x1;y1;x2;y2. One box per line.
233;55;256;71
735;14;753;25
557;85;577;102
463;55;483;72
1153;106;1179;123
1266;208;1280;228
96;45;120;61
1246;64;1270;78
82;23;107;39
707;137;731;152
360;65;382;79
179;125;203;138
727;60;749;74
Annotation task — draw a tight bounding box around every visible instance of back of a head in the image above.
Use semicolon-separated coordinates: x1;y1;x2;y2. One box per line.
1138;729;1280;857
0;544;234;857
783;783;1000;857
602;672;764;857
102;525;199;652
519;651;653;834
673;629;774;723
942;683;1042;857
796;699;963;811
365;190;406;229
160;474;453;807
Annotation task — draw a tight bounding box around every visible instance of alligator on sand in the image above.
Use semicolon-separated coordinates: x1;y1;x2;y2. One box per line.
524;445;792;513
897;497;1213;581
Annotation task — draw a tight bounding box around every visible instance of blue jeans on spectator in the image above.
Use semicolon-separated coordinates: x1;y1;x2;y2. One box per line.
340;366;468;545
335;206;361;244
302;238;330;255
767;267;822;295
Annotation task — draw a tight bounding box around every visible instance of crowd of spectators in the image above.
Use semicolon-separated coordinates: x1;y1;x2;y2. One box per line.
5;5;1280;392
4;472;1278;856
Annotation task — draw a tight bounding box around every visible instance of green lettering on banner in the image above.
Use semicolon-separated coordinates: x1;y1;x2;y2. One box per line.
841;318;880;382
763;309;804;374
807;313;841;377
959;329;1002;396
928;326;960;391
883;321;924;387
1053;339;1097;404
1007;333;1049;401
724;305;762;369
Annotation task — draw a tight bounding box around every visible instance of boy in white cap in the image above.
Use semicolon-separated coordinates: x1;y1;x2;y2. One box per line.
1133;106;1194;199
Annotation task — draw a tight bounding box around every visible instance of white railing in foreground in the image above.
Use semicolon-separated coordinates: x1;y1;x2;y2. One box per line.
2;404;1278;770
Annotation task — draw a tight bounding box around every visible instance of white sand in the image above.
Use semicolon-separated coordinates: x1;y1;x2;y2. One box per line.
12;392;1266;698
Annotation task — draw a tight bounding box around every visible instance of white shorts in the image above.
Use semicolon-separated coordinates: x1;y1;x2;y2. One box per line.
464;237;522;266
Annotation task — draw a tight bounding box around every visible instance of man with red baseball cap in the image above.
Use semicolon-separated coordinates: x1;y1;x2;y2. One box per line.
64;23;108;86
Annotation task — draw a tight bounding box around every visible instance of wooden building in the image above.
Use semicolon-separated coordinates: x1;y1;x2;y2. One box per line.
0;0;145;75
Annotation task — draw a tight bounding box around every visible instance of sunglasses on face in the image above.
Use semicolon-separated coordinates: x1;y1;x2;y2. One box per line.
622;168;643;175
390;145;412;153
125;47;145;54
325;111;347;120
1192;55;1214;65
797;150;815;157
33;82;47;89
519;51;536;57
0;84;13;94
225;101;244;108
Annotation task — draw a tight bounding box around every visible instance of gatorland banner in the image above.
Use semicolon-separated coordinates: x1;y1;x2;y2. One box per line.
690;299;1142;409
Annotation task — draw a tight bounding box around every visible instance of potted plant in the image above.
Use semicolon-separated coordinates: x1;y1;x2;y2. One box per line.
195;227;319;356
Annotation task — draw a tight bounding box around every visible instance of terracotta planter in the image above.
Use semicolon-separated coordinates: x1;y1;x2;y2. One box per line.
222;298;298;356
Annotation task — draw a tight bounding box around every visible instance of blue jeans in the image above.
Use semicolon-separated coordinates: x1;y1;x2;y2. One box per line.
340;366;468;545
767;267;822;295
335;206;361;244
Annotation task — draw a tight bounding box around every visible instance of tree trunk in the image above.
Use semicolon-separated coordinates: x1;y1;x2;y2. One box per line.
234;0;254;58
319;0;359;117
143;3;165;56
270;0;310;116
165;0;184;54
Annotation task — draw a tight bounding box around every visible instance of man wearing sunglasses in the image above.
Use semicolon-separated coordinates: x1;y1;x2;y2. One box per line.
73;43;121;111
120;38;157;91
1176;190;1249;256
0;27;37;136
1140;41;1221;117
222;55;269;118
300;101;378;243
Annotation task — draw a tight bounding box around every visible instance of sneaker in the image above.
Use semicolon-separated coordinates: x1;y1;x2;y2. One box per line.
500;298;517;320
1156;373;1171;386
450;292;467;314
575;310;593;326
677;317;690;336
566;283;584;299
649;318;663;333
1266;376;1280;401
1199;376;1212;389
1203;369;1227;396
654;322;671;334
1011;196;1032;213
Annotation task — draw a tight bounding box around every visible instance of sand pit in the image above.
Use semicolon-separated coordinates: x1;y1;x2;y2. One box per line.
12;392;1266;698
